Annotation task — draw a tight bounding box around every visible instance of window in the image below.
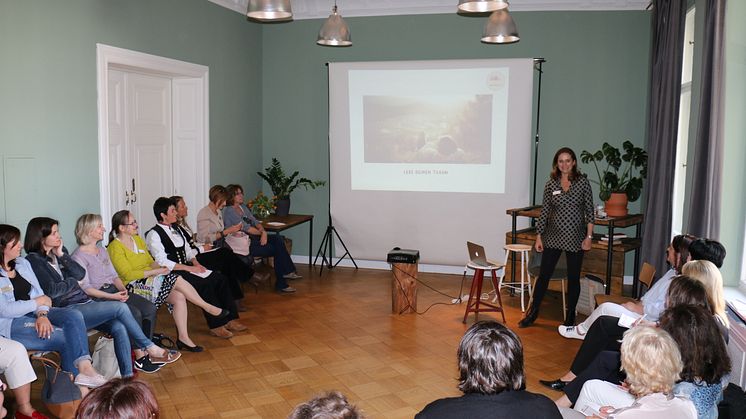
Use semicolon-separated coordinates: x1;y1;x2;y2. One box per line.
671;7;696;237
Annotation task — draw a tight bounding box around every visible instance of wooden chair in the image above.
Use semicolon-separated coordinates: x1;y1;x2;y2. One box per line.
594;262;656;308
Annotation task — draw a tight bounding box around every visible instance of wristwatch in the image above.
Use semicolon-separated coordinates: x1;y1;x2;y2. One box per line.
37;311;48;318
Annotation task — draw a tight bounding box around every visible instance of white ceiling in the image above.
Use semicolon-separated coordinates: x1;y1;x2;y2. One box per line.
209;0;649;20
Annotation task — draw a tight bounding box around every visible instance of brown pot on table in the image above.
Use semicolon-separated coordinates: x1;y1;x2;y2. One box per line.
604;192;629;217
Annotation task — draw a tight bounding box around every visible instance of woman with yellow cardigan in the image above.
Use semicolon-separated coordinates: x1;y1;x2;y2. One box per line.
107;210;229;352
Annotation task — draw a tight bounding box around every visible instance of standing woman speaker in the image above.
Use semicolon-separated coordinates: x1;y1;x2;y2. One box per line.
519;147;594;328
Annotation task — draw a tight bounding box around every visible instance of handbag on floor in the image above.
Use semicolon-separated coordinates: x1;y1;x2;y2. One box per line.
33;353;82;419
91;335;121;379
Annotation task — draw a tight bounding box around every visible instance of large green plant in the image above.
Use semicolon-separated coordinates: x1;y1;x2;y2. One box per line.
580;141;648;202
257;158;326;199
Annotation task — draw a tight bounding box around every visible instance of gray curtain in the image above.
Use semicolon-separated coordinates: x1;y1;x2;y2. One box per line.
641;0;687;278
686;0;726;239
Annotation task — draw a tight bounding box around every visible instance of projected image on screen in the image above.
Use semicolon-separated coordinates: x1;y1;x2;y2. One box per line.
363;95;493;164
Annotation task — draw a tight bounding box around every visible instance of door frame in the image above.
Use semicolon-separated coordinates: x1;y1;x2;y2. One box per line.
96;43;210;230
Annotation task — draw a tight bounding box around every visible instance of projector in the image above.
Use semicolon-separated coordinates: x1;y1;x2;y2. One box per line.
387;247;420;264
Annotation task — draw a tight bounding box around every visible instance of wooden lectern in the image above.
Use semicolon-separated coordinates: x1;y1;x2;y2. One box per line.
392;262;418;314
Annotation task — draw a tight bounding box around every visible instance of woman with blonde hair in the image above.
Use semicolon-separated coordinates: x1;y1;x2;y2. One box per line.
680;260;729;329
574;326;696;418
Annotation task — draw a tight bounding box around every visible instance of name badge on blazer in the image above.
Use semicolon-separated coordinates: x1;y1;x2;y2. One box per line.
0;285;13;293
552;190;562;196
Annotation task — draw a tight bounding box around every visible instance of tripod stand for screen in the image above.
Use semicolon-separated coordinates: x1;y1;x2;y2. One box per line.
314;213;357;275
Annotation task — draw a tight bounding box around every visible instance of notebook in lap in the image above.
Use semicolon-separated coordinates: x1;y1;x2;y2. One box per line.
466;241;499;267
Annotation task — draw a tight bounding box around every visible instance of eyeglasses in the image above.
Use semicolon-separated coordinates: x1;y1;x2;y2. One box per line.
123;220;138;226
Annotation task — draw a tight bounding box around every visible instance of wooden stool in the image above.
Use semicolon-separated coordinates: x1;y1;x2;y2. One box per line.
463;262;506;324
498;244;533;312
392;262;418;314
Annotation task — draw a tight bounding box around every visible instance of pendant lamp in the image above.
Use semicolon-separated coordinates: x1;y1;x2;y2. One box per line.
481;9;520;44
317;2;352;47
246;0;292;21
457;0;509;13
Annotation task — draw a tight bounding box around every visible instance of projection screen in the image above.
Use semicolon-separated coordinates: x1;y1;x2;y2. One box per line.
329;59;534;266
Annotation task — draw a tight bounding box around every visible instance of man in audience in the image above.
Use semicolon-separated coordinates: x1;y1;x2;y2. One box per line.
289;391;364;419
416;321;561;418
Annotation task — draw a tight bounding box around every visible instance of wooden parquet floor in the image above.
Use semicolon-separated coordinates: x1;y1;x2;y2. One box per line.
24;265;583;418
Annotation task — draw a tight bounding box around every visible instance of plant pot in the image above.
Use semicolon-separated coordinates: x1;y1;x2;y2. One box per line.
275;197;291;217
604;192;628;217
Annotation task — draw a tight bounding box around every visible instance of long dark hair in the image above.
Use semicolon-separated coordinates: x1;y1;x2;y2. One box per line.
659;305;731;384
24;217;59;256
666;275;712;312
225;184;244;206
0;224;22;270
550;147;582;181
109;210;131;243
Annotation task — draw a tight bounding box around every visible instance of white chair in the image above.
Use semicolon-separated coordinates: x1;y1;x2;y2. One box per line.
497;244;533;312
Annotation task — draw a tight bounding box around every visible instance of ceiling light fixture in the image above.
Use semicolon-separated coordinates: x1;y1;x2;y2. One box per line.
246;0;293;22
317;2;352;47
481;9;520;44
457;0;509;13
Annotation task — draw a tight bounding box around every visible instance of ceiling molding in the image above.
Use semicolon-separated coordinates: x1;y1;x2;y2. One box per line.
208;0;650;20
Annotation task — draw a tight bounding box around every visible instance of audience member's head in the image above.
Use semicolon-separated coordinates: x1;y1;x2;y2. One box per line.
152;196;177;224
457;320;525;395
620;326;682;398
288;391;363;419
24;217;61;256
666;275;712;312
225;184;244;206
671;234;698;273
76;377;159;419
74;213;104;246
689;238;726;268
0;224;22;269
207;185;228;206
109;210;132;242
681;260;729;328
659;305;731;385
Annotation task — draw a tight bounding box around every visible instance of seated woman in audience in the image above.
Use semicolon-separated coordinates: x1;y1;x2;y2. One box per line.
573;305;728;419
107;209;230;352
680;260;729;332
559;234;695;340
574;326;697;418
71;213;161;373
416;320;561;419
145;198;245;339
223;184;300;293
0;336;49;419
76;377;159;419
0;224;107;391
23;217;180;377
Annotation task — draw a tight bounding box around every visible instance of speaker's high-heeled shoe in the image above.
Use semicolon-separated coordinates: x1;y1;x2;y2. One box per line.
518;305;539;328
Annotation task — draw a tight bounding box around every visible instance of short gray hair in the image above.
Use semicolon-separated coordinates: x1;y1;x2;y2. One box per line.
457;321;524;394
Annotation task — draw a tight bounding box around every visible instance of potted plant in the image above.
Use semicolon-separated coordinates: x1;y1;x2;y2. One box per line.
257;158;326;216
580;140;648;217
248;191;276;219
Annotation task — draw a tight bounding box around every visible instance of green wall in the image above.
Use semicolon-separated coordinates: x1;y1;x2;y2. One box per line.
0;0;262;243
720;0;746;285
261;11;652;259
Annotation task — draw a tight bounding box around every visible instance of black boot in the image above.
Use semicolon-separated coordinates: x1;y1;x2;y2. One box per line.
518;304;539;328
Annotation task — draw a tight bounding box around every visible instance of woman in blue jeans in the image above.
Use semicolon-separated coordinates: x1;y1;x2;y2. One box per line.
24;217;180;377
0;224;106;390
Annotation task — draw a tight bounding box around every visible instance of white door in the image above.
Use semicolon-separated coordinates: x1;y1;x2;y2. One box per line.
108;70;173;227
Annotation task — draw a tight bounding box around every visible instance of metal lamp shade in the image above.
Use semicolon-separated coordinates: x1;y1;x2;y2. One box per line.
247;0;292;21
317;6;352;47
481;9;519;44
458;0;509;13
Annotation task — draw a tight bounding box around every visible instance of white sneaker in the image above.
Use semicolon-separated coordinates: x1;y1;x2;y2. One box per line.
558;325;586;340
75;373;108;388
283;272;302;280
